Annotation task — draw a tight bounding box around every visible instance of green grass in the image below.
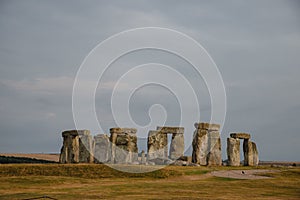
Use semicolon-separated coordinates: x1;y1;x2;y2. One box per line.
0;164;299;199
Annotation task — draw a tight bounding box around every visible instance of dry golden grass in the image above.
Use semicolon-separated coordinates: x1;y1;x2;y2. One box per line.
0;164;299;199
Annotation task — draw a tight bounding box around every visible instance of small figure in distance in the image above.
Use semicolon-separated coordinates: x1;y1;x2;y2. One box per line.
242;171;245;174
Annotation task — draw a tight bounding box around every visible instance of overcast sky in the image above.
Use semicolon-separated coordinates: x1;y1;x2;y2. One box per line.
0;0;299;161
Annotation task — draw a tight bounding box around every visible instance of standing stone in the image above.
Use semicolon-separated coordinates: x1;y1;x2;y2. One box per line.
154;126;184;160
226;132;259;166
244;140;259;166
227;137;240;166
141;150;146;164
147;130;168;160
127;131;138;163
207;129;222;166
78;130;94;163
59;130;94;163
110;128;138;164
59;130;80;163
252;141;259;166
192;128;208;165
192;123;221;166
243;139;254;166
115;133;129;163
169;133;184;160
110;129;118;163
94;134;110;163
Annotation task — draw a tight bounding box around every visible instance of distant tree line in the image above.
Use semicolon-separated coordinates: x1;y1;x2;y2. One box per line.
0;156;57;164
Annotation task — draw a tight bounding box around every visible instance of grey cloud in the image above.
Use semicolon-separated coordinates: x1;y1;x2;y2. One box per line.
0;1;299;161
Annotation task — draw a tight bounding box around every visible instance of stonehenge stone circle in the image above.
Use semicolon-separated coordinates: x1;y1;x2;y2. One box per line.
192;123;222;166
59;123;259;167
227;132;259;166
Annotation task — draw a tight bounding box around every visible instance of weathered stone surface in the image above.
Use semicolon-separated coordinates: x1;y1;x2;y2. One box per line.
194;123;220;131
94;134;110;163
116;134;128;145
226;132;259;167
244;140;259;166
243;139;254;166
171;160;187;166
192;123;222;166
79;133;94;163
207;130;222;166
169;133;184;160
110;128;137;134
252;142;259;166
110;128;138;164
230;133;251;139
227;137;240;166
147;130;168;160
141;150;146;164
156;126;184;134
178;156;192;163
60;130;94;164
59;130;80;163
192;129;208;165
115;144;130;164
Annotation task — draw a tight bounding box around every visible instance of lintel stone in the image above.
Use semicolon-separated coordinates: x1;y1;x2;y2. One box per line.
156;126;184;134
230;133;251;139
194;123;220;131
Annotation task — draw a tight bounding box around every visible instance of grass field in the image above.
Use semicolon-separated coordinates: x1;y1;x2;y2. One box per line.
0;164;299;199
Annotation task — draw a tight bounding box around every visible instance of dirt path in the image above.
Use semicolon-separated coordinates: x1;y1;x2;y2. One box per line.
211;169;277;179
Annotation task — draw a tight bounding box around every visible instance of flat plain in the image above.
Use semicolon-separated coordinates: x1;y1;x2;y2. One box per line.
0;164;299;199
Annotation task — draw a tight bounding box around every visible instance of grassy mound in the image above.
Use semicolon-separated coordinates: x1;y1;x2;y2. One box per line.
0;164;183;178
